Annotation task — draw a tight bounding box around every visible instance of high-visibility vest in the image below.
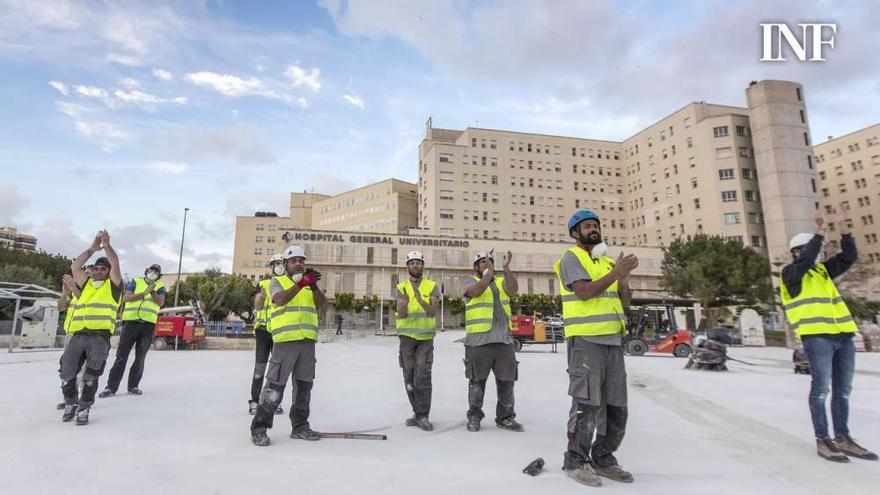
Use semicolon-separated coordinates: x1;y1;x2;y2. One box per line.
255;279;272;329
63;296;78;334
69;278;121;334
395;278;437;340
121;278;165;324
554;247;626;338
465;276;511;334
780;262;858;337
269;275;318;343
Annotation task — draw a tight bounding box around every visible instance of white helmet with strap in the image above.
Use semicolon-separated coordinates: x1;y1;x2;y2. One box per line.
283;245;307;260
406;250;424;263
268;254;284;265
473;250;492;263
788;233;814;251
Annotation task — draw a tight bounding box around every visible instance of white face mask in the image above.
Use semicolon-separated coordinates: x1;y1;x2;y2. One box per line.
273;265;285;276
145;271;159;282
91;280;105;289
590;242;608;259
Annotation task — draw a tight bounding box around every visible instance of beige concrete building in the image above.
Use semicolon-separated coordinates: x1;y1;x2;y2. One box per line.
814;123;880;263
418;80;817;266
0;227;37;252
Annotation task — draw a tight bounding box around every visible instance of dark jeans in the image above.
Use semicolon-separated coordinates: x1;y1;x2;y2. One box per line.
463;343;518;421
399;336;434;417
250;326;274;404
105;320;155;393
803;335;856;439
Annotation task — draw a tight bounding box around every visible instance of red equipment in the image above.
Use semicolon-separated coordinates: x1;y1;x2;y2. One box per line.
153;316;205;350
624;304;694;358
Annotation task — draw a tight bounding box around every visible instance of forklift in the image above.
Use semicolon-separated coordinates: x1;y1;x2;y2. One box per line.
623;303;694;357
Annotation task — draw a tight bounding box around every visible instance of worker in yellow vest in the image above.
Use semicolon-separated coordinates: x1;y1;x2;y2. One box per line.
60;231;123;426
56;273;83;410
555;210;638;487
100;264;166;398
463;249;523;433
249;253;285;415
250;245;326;447
395;250;440;431
781;204;876;463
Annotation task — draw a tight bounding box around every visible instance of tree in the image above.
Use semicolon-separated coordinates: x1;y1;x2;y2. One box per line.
356;295;379;314
661;235;774;328
334;292;356;314
166;269;255;321
444;295;465;315
0;248;71;290
0;264;54;289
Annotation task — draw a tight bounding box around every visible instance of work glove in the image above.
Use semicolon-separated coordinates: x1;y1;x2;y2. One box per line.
297;268;322;288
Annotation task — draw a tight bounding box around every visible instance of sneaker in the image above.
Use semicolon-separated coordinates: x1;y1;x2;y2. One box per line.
75;406;90;426
62;404;77;422
466;417;481;432
251;431;270;447
566;464;602;487
817;438;850;463
128;388;143;396
405;416;418;427
415;417;434;432
56;402;66;410
594;464;634;483
290;427;321;441
248;401;258;415
495;417;524;432
98;389;115;398
834;435;879;461
275;405;284;415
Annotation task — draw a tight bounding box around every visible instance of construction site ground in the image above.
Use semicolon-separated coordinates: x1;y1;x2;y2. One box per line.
3;331;879;494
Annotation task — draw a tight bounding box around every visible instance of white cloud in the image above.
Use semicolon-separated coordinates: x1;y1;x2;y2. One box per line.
341;94;365;109
48;80;69;95
73;120;131;152
54;100;89;117
185;71;267;97
152;68;173;81
74;85;110;100
149;161;189;174
119;77;140;89
284;65;321;92
113;89;187;109
103;18;146;55
0;181;30;222
106;52;141;66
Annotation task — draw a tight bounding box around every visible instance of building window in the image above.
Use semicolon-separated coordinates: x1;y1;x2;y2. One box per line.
751;236;763;247
721;191;738;202
713;126;729;138
742;168;754;180
715;147;733;159
719;169;735;180
439;153;453;163
736;125;747;136
439;171;454;181
691;177;698;189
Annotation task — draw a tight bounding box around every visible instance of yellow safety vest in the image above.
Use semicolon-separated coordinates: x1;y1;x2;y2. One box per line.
269;275;319;343
395;278;437;340
465;276;511;334
69;278;121;334
780;262;858;337
255;279;272;329
554;247;626;338
121;277;165;324
63;296;78;334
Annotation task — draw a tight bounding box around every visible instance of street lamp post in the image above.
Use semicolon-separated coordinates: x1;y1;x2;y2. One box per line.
174;207;190;307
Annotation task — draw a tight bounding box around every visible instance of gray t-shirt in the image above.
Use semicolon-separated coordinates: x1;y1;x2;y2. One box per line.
463;277;513;346
559;250;622;346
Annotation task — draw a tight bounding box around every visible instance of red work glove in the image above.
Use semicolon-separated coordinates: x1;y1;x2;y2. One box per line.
296;269;322;288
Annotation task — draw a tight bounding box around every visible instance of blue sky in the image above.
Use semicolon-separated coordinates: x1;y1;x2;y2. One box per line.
1;0;878;276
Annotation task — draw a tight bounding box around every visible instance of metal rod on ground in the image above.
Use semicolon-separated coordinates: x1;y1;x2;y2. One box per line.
7;297;20;353
173;207;190;307
319;432;388;440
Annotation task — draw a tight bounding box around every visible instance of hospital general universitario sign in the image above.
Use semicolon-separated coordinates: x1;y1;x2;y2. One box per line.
289;231;471;249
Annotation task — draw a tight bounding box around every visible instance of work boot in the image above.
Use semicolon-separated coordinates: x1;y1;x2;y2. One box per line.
62;404;77;422
56;402;66;410
291;427;321;441
275;405;284;415
75;406;90;426
128;388;143;396
566;464;602;487
466;417;481;432
405;416;418;427
834;435;879;461
248;401;258;415
817;438;850;463
98;389;115;398
415;417;434;432
594;463;634;483
495;417;524;432
251;430;270;447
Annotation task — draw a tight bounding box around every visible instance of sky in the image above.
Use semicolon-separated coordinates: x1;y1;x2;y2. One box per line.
1;0;878;277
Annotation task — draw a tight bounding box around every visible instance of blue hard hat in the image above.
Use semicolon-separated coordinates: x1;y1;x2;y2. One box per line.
567;210;600;232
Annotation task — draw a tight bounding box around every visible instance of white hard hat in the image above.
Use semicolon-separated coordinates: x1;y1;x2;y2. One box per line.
283;245;307;260
268;254;284;264
473;251;491;263
406;250;425;263
788;233;814;251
